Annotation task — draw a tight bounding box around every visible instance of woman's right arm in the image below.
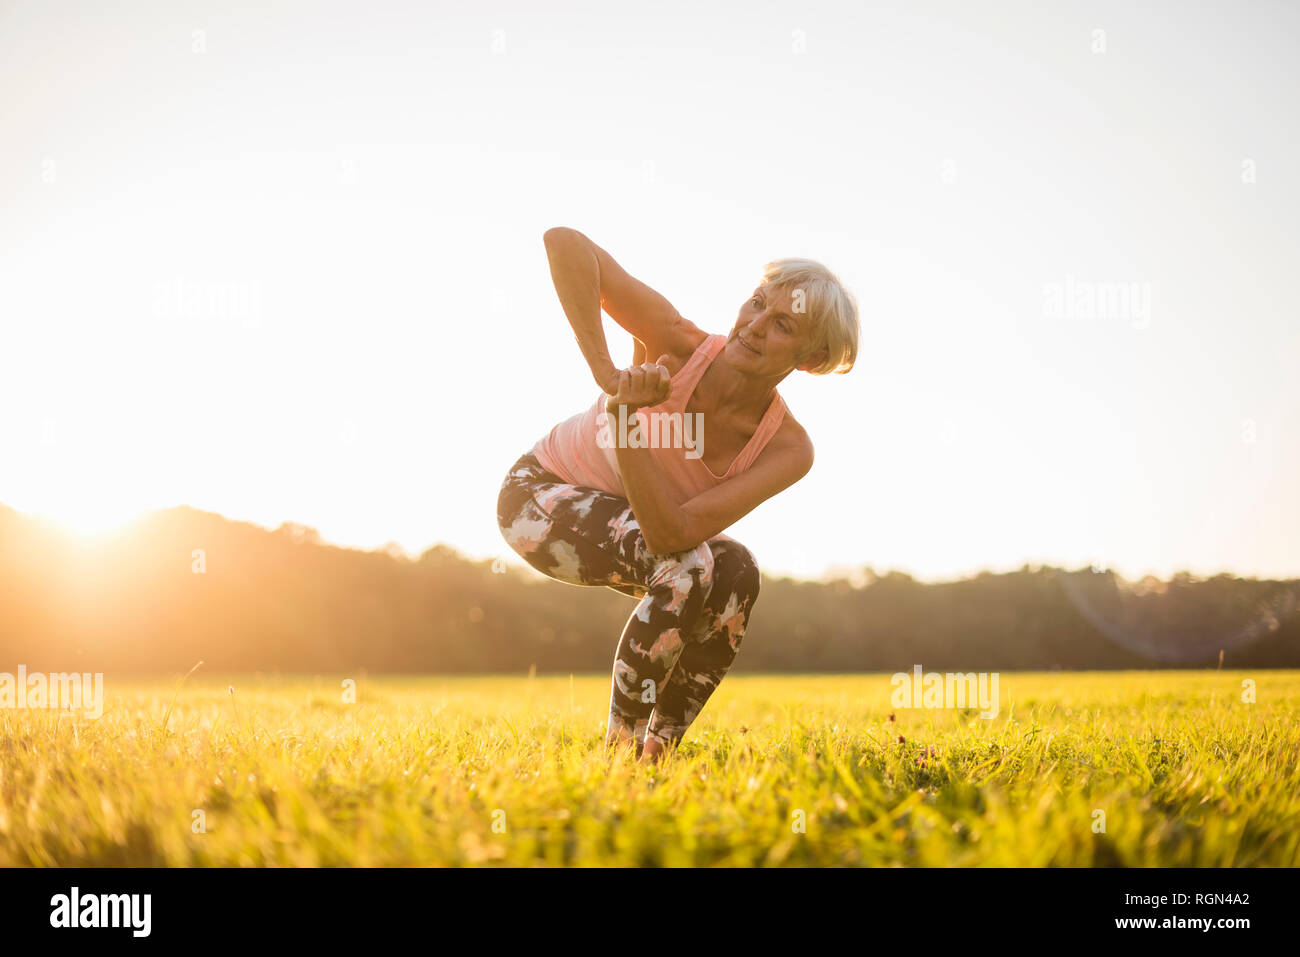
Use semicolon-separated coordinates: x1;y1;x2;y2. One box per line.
542;227;702;394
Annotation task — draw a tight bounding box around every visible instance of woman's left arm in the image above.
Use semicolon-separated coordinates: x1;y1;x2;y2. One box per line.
612;412;814;555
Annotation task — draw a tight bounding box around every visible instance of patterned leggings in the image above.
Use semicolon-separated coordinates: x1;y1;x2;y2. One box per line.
496;451;761;754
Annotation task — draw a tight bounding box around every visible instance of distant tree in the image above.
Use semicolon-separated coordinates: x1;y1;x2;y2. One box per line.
0;504;1296;673
275;522;322;546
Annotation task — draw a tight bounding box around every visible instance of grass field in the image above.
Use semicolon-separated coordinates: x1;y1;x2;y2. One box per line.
1;671;1297;866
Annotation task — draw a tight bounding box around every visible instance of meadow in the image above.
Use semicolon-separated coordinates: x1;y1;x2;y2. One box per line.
1;671;1297;867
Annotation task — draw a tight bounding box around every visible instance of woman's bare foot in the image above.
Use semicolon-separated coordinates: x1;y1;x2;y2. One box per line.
639;736;667;764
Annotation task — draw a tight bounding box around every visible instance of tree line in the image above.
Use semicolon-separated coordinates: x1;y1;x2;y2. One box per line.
1;504;1296;673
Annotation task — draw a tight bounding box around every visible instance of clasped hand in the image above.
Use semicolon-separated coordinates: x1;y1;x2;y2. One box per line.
604;355;672;413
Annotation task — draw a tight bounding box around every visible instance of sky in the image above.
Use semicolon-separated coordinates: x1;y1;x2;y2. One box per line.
1;0;1297;583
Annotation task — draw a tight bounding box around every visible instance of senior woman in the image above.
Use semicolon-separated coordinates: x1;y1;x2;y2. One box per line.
497;226;858;764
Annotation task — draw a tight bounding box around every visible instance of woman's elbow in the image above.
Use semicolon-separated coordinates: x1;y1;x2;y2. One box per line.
543;226;584;249
643;524;703;557
641;532;676;556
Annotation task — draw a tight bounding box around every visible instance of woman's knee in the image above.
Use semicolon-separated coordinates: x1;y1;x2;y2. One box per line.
497;496;554;564
710;539;761;605
496;462;534;534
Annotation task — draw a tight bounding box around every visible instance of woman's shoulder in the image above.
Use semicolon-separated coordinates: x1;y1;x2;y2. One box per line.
652;319;713;377
760;401;813;470
673;319;712;359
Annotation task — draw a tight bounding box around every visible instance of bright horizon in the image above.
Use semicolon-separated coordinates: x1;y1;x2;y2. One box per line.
2;1;1297;584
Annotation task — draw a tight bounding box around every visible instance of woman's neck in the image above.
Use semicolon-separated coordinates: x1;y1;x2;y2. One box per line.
696;355;788;421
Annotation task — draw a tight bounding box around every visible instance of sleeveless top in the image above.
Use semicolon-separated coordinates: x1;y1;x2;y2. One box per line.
530;334;787;506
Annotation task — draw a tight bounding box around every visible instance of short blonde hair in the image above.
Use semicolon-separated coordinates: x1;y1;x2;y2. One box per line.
760;258;859;374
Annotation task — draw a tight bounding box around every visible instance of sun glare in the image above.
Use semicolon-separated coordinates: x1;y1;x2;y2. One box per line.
29;501;147;540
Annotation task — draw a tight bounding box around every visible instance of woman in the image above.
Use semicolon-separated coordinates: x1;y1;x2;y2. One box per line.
497;226;858;764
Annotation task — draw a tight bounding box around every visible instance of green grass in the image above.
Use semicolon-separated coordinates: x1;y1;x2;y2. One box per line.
1;671;1297;866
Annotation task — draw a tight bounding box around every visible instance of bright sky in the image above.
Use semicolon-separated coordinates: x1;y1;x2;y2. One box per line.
1;0;1296;583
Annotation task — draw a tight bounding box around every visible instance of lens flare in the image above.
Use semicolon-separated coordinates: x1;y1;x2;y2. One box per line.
1057;568;1300;664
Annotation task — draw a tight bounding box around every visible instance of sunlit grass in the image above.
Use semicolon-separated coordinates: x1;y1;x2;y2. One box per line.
1;672;1297;866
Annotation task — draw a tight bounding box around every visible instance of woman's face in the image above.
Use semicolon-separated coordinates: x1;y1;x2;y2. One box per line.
724;283;826;376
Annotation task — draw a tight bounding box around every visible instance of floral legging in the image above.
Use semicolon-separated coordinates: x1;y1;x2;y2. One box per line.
496;450;761;755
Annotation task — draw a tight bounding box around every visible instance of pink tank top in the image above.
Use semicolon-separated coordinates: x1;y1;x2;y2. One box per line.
530;334;787;506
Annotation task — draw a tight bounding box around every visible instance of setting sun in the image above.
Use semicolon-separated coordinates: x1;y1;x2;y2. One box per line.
25;500;147;539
